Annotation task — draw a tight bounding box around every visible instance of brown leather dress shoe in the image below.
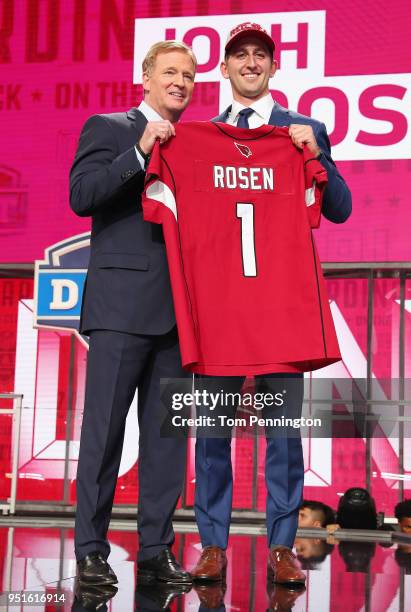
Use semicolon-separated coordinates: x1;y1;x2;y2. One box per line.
191;546;227;582
267;547;306;585
267;583;306;611
194;582;227;608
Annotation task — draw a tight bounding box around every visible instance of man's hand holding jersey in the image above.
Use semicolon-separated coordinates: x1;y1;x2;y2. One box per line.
289;124;321;157
138;120;176;156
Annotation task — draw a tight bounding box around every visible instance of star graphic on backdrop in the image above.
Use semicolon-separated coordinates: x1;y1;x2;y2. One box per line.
362;195;374;207
388;195;401;207
31;90;43;102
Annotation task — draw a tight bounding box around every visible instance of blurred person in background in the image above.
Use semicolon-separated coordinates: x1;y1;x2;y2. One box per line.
394;499;411;534
298;500;335;528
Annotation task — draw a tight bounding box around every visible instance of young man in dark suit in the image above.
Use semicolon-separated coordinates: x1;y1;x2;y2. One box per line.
70;41;196;586
191;23;352;585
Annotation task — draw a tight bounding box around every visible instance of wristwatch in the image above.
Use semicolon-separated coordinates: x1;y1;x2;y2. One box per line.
136;141;150;164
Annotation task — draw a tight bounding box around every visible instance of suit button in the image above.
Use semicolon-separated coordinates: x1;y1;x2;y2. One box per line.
121;169;136;181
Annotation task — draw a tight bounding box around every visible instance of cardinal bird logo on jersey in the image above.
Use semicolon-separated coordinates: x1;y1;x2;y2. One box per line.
234;142;252;158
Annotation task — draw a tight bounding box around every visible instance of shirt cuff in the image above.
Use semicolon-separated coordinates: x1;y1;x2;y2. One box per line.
135;145;147;170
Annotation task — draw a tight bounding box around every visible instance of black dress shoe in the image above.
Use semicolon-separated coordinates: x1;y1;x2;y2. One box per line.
77;552;118;586
135;582;191;609
72;582;118;611
137;548;192;584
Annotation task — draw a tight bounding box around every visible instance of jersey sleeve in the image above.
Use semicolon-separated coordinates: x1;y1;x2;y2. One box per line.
303;147;329;229
142;141;177;225
141;139;199;369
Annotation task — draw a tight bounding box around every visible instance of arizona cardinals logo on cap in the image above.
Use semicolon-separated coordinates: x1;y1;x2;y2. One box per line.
234;142;252;158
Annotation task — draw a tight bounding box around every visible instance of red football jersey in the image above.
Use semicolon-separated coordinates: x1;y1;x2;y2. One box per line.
142;121;341;375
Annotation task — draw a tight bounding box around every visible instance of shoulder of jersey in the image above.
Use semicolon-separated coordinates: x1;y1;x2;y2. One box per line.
175;121;215;135
275;126;290;135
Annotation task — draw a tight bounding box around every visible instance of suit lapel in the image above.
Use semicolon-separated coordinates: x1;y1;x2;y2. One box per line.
127;107;144;121
121;108;147;148
268;102;291;126
213;106;231;123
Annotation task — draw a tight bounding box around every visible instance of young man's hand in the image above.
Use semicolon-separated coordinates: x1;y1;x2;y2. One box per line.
289;124;321;157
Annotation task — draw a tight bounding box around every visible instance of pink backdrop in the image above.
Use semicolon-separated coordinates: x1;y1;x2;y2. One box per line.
0;2;410;516
1;0;410;262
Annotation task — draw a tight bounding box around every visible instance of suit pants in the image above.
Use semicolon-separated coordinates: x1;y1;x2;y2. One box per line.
194;373;304;550
74;327;188;562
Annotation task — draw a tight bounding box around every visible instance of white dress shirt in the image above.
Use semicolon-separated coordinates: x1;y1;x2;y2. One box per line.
134;100;163;168
226;93;275;128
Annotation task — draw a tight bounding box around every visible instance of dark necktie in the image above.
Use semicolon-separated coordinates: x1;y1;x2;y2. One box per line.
237;107;254;129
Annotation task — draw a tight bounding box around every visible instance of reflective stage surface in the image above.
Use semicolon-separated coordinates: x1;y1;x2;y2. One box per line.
1;524;411;611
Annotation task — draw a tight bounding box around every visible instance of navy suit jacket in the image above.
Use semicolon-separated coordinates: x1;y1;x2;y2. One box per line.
70;107;175;335
214;102;352;223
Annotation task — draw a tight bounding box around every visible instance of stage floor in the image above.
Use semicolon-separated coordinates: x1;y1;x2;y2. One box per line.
0;521;410;611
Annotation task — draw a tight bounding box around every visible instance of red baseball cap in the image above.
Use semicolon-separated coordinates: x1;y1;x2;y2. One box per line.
225;22;275;54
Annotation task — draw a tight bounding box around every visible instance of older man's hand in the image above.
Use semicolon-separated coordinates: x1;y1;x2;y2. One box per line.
138;120;176;156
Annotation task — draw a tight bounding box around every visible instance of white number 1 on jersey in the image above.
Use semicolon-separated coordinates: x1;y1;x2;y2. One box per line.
236;203;257;277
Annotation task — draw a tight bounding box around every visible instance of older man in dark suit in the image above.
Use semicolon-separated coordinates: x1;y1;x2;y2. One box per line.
70;40;196;586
